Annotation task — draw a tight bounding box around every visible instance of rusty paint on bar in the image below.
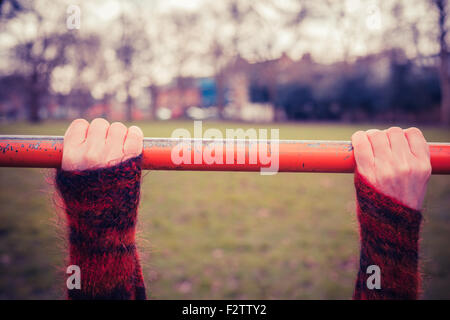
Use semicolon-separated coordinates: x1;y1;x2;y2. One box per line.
0;135;449;174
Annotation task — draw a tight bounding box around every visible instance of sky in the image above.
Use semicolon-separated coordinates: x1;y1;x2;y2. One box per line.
0;0;443;87
82;0;439;63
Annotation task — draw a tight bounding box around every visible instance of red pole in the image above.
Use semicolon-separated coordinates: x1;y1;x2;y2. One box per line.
0;135;449;174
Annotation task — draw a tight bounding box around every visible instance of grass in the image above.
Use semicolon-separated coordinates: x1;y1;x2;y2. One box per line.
0;120;449;299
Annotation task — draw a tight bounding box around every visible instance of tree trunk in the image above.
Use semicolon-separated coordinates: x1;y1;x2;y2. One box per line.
126;93;133;122
28;80;41;123
215;72;226;118
29;93;40;122
440;52;450;125
149;85;158;120
102;95;111;119
27;69;42;122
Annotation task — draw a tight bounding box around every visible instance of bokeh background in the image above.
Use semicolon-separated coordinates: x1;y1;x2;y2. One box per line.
0;0;449;299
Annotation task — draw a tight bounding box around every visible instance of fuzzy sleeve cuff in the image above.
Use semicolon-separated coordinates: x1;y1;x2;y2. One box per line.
353;171;422;300
55;156;146;300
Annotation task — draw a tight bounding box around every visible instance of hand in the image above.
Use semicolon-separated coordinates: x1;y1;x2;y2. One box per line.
351;127;431;210
61;118;144;171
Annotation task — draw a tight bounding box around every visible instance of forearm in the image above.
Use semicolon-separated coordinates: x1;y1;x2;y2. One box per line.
56;156;146;300
353;172;422;300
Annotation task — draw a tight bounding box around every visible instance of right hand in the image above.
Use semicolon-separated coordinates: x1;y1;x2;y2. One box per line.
61;118;144;171
351;127;431;210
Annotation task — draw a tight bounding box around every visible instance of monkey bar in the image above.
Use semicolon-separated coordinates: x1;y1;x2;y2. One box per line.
0;135;449;174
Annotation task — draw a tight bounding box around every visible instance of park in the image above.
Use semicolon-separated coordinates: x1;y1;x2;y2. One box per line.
0;120;449;299
0;0;449;303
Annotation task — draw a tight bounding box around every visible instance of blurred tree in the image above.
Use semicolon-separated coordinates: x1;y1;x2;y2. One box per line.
13;25;74;122
1;0;75;122
276;84;314;120
114;1;156;121
0;0;22;18
67;35;102;118
379;0;449;124
204;4;231;117
204;0;294;117
117;13;137;122
202;0;243;117
434;0;450;125
387;59;441;120
164;9;202;113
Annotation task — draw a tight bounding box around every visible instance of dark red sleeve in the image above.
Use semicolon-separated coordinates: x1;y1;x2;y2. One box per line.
353;171;422;300
55;156;146;300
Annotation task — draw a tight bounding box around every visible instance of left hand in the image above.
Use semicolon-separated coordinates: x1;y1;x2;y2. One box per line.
61;118;144;171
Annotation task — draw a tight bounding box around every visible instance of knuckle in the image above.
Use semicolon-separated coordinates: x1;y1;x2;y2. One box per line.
405;127;423;136
65;119;89;139
351;131;365;142
72;118;89;126
366;129;380;136
110;122;127;130
91;117;110;127
367;129;385;140
108;122;127;137
386;126;403;135
129;125;144;135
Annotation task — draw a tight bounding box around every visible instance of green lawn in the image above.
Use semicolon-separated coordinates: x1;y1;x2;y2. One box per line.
0;120;449;299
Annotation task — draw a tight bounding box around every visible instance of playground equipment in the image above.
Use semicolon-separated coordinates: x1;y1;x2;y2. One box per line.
0;135;449;174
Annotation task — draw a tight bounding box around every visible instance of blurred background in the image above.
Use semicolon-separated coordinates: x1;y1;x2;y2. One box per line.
0;0;449;299
0;0;449;123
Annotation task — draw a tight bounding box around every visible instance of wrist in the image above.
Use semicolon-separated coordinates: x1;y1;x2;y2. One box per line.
355;171;422;235
56;155;142;243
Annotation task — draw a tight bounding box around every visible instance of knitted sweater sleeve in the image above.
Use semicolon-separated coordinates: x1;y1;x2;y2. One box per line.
55;156;146;300
353;171;422;300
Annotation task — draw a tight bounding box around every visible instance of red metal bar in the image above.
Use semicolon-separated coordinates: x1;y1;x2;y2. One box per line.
0;135;449;174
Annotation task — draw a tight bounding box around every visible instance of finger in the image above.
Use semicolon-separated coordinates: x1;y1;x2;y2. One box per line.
123;125;144;159
64;119;89;148
385;127;412;162
351;130;375;180
366;129;392;161
85;118;110;149
84;119;110;166
404;127;430;160
105;122;128;162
